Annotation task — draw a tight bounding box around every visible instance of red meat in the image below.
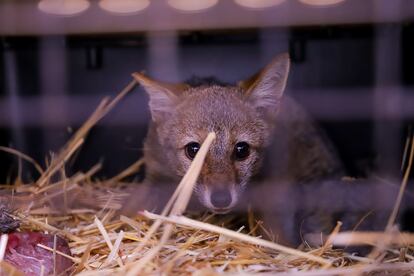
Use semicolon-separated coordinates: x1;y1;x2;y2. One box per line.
4;232;73;276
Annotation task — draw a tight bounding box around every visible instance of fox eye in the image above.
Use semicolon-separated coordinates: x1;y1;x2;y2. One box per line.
185;142;200;160
234;142;250;161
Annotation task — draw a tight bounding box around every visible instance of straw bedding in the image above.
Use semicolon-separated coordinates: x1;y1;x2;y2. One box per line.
0;79;413;275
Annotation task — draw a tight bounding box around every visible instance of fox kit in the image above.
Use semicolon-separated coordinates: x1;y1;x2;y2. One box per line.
133;53;343;238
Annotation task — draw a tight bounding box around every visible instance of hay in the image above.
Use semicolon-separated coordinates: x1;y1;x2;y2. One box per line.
1;78;414;275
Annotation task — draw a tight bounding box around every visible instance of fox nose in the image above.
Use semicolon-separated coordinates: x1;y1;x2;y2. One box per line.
210;188;232;209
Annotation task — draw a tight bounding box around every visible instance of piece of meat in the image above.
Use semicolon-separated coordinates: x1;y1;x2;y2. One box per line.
4;232;73;276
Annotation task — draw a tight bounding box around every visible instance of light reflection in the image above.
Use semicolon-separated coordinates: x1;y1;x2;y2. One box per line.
234;0;286;9
299;0;345;7
167;0;218;12
38;0;90;16
99;0;150;15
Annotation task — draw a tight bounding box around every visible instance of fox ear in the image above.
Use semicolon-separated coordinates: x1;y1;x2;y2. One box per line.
239;53;290;119
132;73;189;122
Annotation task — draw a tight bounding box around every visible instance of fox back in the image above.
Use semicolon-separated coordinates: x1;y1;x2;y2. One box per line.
133;53;343;214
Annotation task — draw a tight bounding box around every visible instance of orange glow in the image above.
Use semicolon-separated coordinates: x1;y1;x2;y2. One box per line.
38;0;90;16
299;0;345;6
99;0;150;15
234;0;286;9
167;0;218;12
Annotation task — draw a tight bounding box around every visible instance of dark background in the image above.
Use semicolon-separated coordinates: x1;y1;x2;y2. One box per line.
1;24;413;183
1;2;414;217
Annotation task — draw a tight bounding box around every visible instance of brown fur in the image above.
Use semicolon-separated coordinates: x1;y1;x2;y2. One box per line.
133;53;343;231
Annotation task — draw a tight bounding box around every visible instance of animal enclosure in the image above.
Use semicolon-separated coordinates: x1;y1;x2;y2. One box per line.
0;0;414;275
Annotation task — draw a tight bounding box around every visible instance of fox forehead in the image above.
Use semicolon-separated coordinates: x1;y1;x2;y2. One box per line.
170;85;268;147
178;85;259;128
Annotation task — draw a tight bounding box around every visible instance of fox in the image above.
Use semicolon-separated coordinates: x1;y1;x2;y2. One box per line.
132;53;345;242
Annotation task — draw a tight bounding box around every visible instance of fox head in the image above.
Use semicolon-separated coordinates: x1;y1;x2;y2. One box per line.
133;53;290;214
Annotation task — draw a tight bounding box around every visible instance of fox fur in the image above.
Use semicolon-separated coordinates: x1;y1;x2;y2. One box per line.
132;53;344;243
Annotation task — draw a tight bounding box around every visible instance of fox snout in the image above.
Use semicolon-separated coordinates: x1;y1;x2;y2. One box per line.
201;185;237;214
210;188;232;209
197;172;240;214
